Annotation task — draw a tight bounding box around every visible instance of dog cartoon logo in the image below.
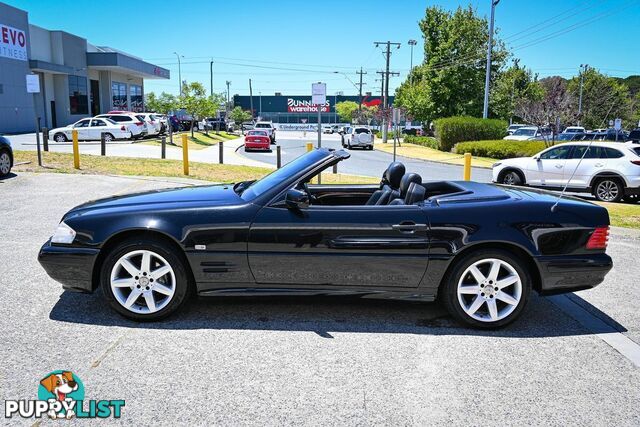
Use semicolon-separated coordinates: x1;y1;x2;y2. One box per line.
38;371;84;419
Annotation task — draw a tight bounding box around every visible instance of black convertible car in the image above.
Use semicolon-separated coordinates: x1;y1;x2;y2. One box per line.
39;148;612;328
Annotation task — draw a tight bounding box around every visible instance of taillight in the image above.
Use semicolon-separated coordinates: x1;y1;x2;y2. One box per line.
135;122;144;126
586;226;609;250
631;160;640;166
120;125;126;131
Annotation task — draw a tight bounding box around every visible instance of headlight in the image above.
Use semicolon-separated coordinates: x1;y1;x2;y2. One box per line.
492;162;502;168
51;221;76;244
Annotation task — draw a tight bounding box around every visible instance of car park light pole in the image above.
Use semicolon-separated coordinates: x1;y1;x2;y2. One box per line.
482;0;500;119
173;52;183;96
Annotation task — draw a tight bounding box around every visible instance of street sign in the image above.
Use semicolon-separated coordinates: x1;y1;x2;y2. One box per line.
311;82;326;105
614;118;622;131
26;74;40;93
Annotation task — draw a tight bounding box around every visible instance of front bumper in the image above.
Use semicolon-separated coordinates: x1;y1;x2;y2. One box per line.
535;253;612;295
38;239;100;293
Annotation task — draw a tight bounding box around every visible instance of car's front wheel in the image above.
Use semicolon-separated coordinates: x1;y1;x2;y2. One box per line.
594;178;623;203
101;237;191;321
501;170;523;186
103;133;114;142
0;149;11;176
54;133;67;142
441;249;531;328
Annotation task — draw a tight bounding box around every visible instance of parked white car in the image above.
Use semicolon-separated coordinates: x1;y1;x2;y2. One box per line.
95;113;147;139
139;113;162;136
49;118;131;142
492;141;640;202
507;123;528;135
254;121;276;142
564;126;586;134
342;126;374;150
503;126;545;141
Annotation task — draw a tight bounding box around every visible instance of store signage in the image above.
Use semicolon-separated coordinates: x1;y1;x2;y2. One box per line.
0;23;27;61
287;98;330;113
311;82;326;105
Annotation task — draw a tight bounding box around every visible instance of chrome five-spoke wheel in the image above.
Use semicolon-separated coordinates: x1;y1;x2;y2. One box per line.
110;249;176;314
456;258;522;323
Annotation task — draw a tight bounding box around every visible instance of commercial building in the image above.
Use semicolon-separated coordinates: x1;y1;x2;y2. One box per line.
233;94;394;124
0;2;169;134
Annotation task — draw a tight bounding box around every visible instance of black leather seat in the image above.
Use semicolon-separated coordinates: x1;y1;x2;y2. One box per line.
389;173;425;205
366;162;405;205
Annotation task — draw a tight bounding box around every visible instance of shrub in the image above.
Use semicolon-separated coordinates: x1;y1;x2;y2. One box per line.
434;116;507;152
454;140;547;159
404;135;439;149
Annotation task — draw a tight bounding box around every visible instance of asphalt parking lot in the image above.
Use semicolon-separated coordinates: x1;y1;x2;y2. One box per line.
1;172;639;425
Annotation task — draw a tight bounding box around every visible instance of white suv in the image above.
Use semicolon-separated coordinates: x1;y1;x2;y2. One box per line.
95;113;147;139
253;122;276;142
492;141;640;202
342;126;374;150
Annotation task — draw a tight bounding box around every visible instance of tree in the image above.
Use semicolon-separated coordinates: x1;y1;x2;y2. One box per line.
490;61;543;122
394;4;509;123
180;82;224;137
229;106;252;127
567;68;632;129
335;101;359;123
144;92;177;114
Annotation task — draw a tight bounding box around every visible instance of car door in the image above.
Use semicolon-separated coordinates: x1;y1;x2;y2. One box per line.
72;119;91;140
526;145;573;187
248;203;430;288
89;119;108;140
562;145;605;188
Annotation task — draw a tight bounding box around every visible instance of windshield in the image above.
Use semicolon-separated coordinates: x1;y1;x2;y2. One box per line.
240;150;329;201
514;128;536;136
557;133;575;141
255;123;271;128
248;131;268;136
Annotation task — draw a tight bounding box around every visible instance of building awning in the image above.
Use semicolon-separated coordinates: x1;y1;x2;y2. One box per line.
86;51;170;79
29;59;75;75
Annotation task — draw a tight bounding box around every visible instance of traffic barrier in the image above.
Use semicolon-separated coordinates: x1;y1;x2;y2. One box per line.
276;145;282;168
306;142;313;152
42;127;49;152
182;134;189;175
463;152;471;181
161;136;166;159
219;140;224;164
100;133;106;156
72;129;79;169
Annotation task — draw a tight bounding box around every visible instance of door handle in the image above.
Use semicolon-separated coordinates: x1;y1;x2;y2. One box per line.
595;163;604;167
555;164;563;169
392;222;428;233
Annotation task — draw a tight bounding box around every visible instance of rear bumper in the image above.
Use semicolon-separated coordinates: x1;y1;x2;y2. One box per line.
535;253;612;295
38;240;100;293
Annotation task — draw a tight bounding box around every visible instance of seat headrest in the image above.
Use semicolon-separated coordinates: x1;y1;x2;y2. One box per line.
399;173;422;196
383;162;405;189
405;182;426;205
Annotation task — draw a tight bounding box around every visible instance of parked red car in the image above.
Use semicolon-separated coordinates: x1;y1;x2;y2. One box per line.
244;130;271;151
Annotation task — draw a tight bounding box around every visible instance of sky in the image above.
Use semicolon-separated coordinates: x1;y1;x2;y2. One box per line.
10;0;640;98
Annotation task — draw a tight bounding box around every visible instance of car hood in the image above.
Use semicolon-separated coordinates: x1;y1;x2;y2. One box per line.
64;184;243;217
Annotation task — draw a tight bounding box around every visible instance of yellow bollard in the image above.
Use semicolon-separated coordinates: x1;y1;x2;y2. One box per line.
463;152;471;181
182;134;189;175
306;142;313;152
72;129;80;169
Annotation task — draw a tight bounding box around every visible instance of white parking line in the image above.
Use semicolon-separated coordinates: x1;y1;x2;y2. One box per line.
548;294;640;368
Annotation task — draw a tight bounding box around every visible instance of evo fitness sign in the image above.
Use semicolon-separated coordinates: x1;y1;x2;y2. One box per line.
0;23;27;61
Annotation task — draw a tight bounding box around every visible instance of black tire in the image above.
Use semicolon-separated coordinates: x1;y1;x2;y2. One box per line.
53;133;68;142
441;249;532;329
501;170;523;186
100;236;192;321
347;140;352;149
103;133;115;142
622;194;639;204
0;149;12;176
593;177;623;203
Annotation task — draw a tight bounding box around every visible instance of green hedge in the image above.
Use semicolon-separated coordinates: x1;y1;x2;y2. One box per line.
454;140;547;159
434;116;507;152
404;135;439;149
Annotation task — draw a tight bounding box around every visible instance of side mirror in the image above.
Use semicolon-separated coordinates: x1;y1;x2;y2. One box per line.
533;156;541;161
285;188;309;209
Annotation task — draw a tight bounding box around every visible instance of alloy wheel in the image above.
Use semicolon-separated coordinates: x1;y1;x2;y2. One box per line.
0;152;10;175
503;172;517;185
456;258;522;323
596;180;619;202
55;134;66;142
110;249;176;314
104;134;113;142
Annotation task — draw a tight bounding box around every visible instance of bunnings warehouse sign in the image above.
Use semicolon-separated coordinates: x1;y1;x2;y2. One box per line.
0;23;27;61
287;98;330;113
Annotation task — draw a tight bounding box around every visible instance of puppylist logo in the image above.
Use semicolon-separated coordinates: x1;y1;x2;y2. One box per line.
4;371;125;419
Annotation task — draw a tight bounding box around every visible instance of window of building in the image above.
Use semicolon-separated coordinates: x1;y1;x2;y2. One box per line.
130;84;143;112
68;75;88;115
111;82;128;110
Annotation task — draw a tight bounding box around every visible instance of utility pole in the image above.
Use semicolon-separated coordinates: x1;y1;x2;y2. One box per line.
173;52;183;96
578;64;589;125
356;67;367;113
249;78;254;119
408;39;417;84
482;0;500;119
226;80;231;111
209;60;214;97
374;41;401;143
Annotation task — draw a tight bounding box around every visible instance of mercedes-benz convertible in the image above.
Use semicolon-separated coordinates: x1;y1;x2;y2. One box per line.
38;148;612;328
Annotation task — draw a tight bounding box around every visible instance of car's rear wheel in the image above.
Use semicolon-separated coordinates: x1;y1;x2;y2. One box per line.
441;249;531;328
501;170;523;186
0;150;11;176
101;237;191;321
54;133;67;142
594;178;623;203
